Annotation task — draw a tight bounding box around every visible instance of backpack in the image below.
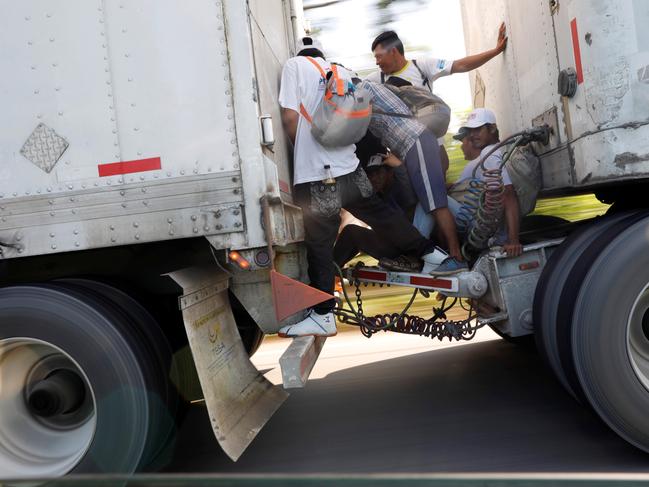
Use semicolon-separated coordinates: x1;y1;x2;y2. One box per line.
448;146;542;218
378;59;450;138
383;84;451;139
505;146;542;216
299;57;371;148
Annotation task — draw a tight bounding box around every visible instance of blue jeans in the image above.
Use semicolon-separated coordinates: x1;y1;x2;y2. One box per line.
413;197;462;239
413;197;508;245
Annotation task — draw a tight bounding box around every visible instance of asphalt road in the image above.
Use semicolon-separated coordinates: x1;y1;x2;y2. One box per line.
167;327;649;474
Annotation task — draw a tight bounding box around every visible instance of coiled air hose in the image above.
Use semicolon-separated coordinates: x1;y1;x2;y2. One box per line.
457;126;549;259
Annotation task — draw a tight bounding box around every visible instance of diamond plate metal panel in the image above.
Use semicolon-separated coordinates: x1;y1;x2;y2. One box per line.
20;123;69;174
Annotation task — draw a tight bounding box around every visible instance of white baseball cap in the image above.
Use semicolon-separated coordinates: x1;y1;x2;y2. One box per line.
460;108;497;130
296;36;324;56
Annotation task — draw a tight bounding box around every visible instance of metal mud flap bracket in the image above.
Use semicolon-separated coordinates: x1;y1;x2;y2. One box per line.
472;239;563;336
168;265;288;461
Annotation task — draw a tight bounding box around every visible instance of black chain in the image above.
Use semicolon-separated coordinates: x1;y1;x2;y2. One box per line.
354;277;364;321
334;262;485;342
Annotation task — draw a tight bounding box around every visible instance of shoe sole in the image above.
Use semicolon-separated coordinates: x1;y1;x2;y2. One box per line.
277;331;338;338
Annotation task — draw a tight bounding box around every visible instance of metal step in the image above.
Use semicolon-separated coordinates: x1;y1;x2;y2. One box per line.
279;335;327;389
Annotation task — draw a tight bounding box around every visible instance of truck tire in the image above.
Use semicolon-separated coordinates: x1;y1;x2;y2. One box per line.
57;279;178;470
533;212;637;399
571;214;649;452
554;211;648;403
0;284;173;478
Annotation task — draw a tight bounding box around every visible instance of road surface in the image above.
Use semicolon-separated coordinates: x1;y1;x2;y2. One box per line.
167;326;649;473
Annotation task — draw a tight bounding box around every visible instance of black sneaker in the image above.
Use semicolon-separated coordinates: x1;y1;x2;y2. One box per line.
378;254;422;273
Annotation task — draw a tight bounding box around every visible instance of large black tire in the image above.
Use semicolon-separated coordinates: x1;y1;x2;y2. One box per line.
58;279;178;470
533;212;639;399
553;211;649;403
571;214;649;452
0;284;174;478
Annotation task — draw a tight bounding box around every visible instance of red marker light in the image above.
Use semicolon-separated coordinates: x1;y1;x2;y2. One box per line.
519;261;540;271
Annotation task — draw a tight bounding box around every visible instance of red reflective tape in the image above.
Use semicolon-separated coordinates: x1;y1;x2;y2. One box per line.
570;18;584;84
98;157;161;177
356;270;387;282
279;179;290;193
410;276;453;290
519;261;540;271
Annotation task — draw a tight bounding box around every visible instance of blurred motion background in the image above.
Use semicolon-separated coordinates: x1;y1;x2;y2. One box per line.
303;0;609;220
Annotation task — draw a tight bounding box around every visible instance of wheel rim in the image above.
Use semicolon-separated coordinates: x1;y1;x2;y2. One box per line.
0;338;97;478
627;284;649;393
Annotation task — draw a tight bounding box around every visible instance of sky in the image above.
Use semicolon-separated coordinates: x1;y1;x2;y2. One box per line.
303;0;473;120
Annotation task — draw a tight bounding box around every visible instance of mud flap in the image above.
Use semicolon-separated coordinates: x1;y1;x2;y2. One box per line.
168;265;288;461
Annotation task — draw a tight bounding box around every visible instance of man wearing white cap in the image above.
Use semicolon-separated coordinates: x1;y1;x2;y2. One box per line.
458;108;521;256
413;108;522;256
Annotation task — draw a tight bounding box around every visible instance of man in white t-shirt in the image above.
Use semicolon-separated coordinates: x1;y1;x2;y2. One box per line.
412;109;522;256
455;108;521;256
277;37;448;338
368;24;508;92
367;24;508;174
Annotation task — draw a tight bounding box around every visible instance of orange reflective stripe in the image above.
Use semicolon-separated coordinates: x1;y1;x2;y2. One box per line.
336;107;371;119
305;56;327;79
299;103;312;124
331;64;345;97
324;99;371;119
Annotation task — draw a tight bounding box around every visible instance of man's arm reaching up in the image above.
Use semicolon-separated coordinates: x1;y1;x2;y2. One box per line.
451;22;508;74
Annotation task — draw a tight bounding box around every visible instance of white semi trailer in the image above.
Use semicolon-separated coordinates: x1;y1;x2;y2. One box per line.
458;0;649;457
1;0;649;480
0;0;310;479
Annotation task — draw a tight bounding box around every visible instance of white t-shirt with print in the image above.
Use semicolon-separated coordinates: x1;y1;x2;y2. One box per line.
367;58;453;145
458;144;513;185
366;58;454;92
279;56;359;185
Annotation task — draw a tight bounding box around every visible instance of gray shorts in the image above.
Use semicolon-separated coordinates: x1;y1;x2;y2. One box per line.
404;129;448;213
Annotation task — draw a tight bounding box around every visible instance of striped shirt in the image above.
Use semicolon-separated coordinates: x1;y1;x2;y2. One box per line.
360;80;425;160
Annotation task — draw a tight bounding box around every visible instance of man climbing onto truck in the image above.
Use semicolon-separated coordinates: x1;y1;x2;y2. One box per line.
277;37;452;337
367;23;508;175
356;79;467;274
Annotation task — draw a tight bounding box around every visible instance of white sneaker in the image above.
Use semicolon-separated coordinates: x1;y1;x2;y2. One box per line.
421;247;449;274
278;310;337;338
